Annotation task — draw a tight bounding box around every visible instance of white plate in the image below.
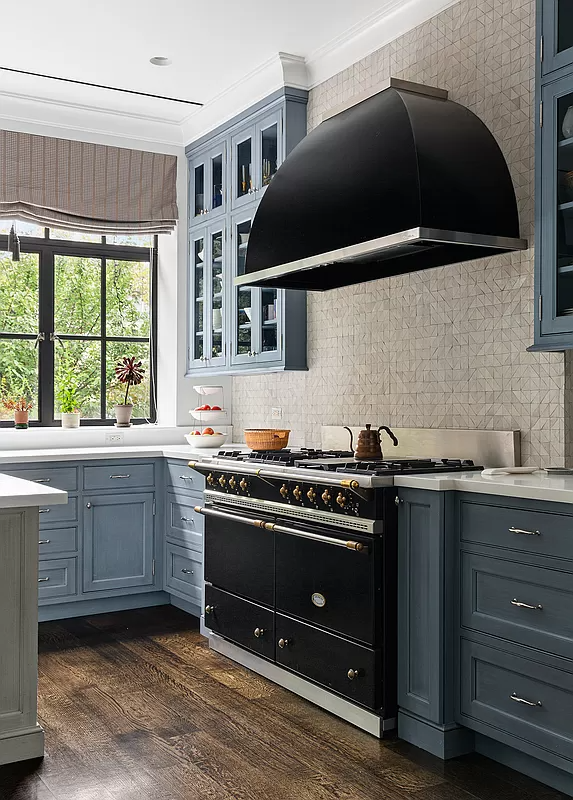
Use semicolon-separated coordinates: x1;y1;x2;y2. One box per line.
185;433;227;448
190;409;227;423
193;385;223;396
481;467;540;476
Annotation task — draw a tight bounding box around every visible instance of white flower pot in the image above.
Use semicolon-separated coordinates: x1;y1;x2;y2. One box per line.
61;412;80;429
114;404;133;427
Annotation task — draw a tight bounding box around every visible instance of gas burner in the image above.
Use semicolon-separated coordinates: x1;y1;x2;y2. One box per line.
335;458;478;476
217;448;356;467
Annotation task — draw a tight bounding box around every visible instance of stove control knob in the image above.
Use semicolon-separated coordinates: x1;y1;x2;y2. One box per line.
293;485;303;501
207;473;216;486
336;492;348;508
254;627;264;638
347;668;362;680
218;475;227;488
229;476;237;490
307;487;317;503
239;478;249;492
280;484;289;498
321;490;332;505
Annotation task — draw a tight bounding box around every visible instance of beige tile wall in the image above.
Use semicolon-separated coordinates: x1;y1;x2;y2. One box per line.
232;0;566;466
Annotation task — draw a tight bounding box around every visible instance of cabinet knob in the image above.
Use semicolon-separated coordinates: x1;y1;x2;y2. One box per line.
394;496;402;506
254;627;264;638
86;502;92;509
205;605;214;614
278;638;289;649
347;668;362;680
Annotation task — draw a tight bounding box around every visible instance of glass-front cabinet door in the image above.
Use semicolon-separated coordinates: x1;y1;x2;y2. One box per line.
189;229;207;367
540;77;573;336
542;0;573;75
255;110;282;201
190;141;227;226
189;224;227;369
231;127;255;209
206;224;226;368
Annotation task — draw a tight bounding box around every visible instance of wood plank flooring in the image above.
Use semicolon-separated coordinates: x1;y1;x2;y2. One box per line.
0;606;568;800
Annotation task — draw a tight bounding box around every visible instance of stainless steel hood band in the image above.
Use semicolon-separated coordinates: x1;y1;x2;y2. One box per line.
234;227;528;287
194;505;368;552
188;460;368;490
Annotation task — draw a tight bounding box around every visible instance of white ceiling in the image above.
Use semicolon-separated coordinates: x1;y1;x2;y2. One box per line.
0;0;456;146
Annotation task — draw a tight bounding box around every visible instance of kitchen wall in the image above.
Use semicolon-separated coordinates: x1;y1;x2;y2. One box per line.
231;0;566;467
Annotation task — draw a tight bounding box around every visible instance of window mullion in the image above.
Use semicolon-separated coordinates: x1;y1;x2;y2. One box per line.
101;257;106;420
38;247;55;426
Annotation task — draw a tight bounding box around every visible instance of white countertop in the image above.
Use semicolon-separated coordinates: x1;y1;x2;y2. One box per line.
396;470;573;503
0;473;67;509
0;443;244;464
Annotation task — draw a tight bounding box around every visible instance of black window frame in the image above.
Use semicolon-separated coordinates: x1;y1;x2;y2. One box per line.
0;229;157;426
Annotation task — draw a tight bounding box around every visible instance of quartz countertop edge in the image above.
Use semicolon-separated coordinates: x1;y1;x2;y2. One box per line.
0;473;67;508
395;470;573;503
0;444;244;465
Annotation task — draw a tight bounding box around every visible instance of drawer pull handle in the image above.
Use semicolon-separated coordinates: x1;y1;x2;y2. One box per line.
205;605;214;614
510;692;542;708
181;568;194;575
38;539;51;545
180;516;194;524
254;627;264;638
110;474;131;479
39;508;50;513
34;478;51;483
511;598;543;611
179;475;193;480
278;638;289;649
38;577;50;583
509;527;540;536
347;668;362;680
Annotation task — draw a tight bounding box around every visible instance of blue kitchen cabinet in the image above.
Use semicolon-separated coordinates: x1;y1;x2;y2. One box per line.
540;0;573;77
185;87;308;375
82;492;156;592
189;139;227;226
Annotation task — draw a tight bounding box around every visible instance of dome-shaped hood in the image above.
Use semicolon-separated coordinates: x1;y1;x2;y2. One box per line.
237;79;527;291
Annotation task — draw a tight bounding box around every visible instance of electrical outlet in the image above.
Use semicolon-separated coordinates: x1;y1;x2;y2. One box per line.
104;432;124;445
271;407;282;420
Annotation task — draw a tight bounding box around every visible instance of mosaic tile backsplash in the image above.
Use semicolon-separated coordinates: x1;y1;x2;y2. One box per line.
232;0;567;467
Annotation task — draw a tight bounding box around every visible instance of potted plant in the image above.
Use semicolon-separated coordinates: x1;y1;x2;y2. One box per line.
57;377;81;429
4;396;33;429
114;356;145;428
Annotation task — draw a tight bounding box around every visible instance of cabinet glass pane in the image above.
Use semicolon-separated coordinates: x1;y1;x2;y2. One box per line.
236;220;252;356
212;153;223;209
261;123;278;187
556;93;573;316
194;164;205;218
193;238;204;360
237;138;253;198
558;1;573;54
261;287;278;353
211;231;223;359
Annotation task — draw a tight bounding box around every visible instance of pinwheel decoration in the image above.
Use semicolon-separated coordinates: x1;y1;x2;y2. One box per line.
115;356;145;407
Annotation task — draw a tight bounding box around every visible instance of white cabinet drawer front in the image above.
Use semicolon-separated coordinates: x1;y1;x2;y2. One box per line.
38;526;78;557
166;493;203;550
166;462;204;492
83;463;155;491
38;557;77;601
462;552;573;659
165;543;202;603
460;639;573;763
39;496;78;525
2;465;78;492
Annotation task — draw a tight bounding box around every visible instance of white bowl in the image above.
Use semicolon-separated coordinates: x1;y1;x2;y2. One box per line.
193;385;223;396
190;409;227;423
185;433;227;448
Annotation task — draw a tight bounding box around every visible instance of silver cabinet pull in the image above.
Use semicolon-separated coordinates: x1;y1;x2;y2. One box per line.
179;475;193;480
205;605;213;614
39;508;50;513
510;692;542;708
347;668;362;680
86;502;92;509
38;539;51;545
278;638;289;649
38;577;50;583
509;527;540;536
254;627;264;638
181;568;194;575
180;516;194;524
110;474;130;479
34;478;51;483
511;598;543;610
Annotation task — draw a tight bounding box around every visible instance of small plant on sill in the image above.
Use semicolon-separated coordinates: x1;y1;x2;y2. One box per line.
1;378;33;429
113;356;145;428
56;367;81;429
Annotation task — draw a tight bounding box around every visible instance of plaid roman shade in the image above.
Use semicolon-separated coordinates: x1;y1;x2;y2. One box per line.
0;130;178;234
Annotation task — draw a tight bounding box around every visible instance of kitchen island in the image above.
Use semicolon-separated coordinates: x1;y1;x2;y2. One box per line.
0;474;67;766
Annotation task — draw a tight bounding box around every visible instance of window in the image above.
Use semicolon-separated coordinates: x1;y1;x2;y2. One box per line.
0;226;156;426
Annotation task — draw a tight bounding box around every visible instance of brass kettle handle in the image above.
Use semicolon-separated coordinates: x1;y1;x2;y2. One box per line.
343;426;354;453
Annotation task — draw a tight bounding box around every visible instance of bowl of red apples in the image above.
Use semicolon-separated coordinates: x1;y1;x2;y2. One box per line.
185;428;227;448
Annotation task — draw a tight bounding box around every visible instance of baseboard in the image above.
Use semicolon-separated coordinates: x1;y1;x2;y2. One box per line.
475;734;573;797
398;710;475;759
169;594;200;618
38;591;170;622
0;726;44;766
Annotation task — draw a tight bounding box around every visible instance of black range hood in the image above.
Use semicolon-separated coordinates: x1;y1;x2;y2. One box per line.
237;79;527;291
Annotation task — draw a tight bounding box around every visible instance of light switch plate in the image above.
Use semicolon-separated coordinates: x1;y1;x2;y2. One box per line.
271;407;282;420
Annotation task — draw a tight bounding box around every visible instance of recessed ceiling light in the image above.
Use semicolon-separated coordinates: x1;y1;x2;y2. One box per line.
150;56;172;67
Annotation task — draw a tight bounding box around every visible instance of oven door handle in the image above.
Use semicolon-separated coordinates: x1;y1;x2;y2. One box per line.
194;505;368;552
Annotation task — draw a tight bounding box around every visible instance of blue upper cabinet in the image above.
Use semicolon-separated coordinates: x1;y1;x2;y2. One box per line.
533;0;573;349
186;88;308;375
541;0;573;76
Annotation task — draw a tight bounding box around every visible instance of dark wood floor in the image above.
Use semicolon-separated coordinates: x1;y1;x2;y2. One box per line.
0;607;568;800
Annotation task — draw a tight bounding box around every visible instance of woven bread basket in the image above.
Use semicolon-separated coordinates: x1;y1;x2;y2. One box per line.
244;429;290;451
